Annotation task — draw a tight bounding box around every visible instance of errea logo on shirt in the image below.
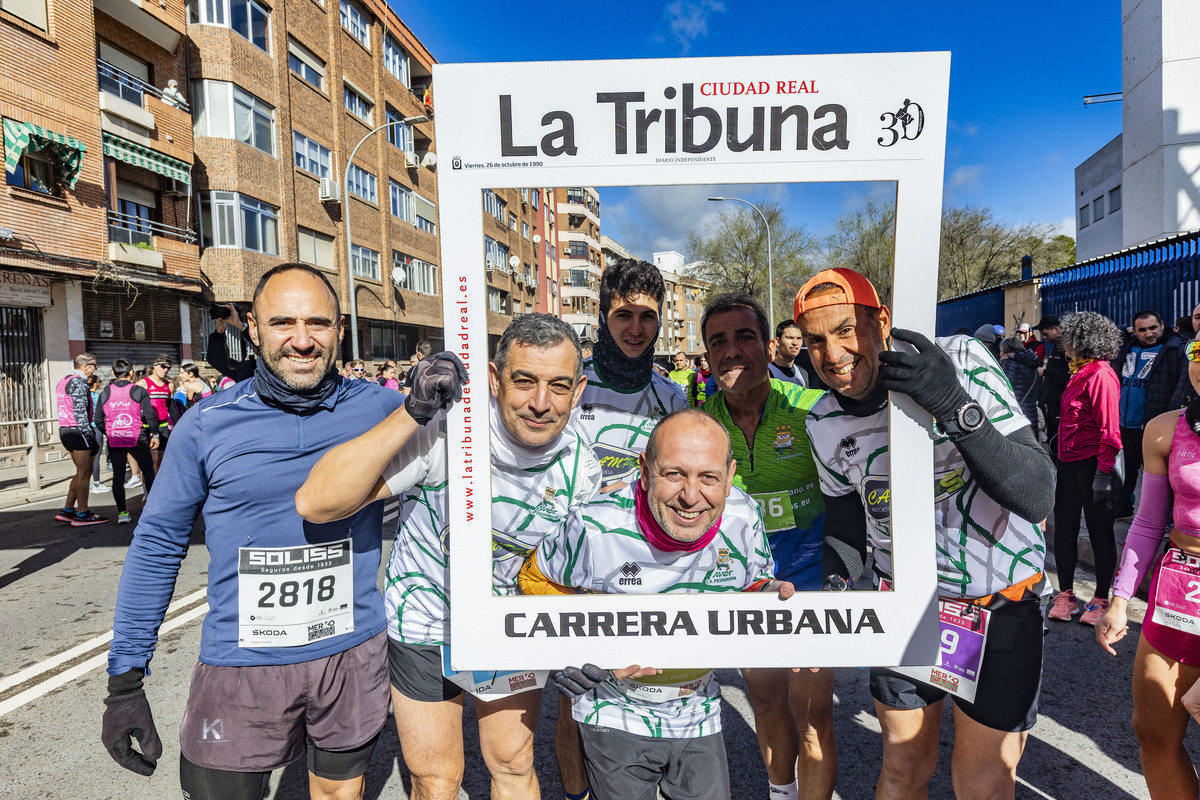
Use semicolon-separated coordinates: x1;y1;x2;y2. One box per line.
618;562;643;585
578;403;596;420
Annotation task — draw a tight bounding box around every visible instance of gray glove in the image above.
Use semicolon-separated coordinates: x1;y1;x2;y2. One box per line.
1092;470;1116;505
404;352;468;425
554;664;610;698
101;669;162;776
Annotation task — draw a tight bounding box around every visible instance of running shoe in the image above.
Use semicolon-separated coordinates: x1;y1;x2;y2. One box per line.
90;481;111;493
70;511;109;527
1079;596;1111;626
117;512;131;524
1047;590;1079;621
125;475;143;489
53;508;76;523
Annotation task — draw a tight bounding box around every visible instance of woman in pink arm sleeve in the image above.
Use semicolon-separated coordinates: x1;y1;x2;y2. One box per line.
1048;311;1124;626
1096;330;1200;800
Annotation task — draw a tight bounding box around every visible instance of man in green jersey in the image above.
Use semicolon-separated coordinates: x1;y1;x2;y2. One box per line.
700;292;833;800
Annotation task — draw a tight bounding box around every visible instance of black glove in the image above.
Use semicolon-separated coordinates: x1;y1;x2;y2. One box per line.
878;328;972;424
1092;470;1116;505
404;352;468;425
554;664;610;698
101;669;162;776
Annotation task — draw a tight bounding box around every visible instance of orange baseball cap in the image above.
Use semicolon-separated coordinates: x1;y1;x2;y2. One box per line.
794;268;883;320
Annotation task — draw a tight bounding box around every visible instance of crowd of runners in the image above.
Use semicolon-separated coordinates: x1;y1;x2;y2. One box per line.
85;258;1200;799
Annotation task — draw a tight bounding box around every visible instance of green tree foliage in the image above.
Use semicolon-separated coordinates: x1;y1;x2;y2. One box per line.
684;201;816;325
823;201;896;306
938;206;1075;300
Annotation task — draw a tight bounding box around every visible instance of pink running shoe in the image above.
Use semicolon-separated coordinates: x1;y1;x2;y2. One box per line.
1079;597;1111;626
1048;590;1079;621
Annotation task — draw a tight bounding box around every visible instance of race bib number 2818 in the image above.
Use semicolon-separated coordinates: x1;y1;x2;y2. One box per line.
237;539;354;648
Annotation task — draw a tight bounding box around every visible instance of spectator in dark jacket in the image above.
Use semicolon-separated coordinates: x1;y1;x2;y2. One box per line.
1170;303;1200;409
1035;316;1067;456
1110;310;1187;516
206;304;257;382
1000;336;1040;427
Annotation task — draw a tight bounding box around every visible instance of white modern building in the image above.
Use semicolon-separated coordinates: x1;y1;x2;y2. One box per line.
1075;0;1200;261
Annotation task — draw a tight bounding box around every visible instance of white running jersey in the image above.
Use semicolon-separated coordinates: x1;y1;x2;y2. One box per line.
534;483;775;738
571;360;688;485
383;401;602;644
805;335;1046;599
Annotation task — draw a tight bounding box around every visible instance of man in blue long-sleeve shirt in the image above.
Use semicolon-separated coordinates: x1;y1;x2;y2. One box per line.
102;263;464;800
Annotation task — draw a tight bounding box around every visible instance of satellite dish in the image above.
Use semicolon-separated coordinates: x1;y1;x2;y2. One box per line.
508;255;520;269
533;234;542;244
421;151;438;168
391;266;406;284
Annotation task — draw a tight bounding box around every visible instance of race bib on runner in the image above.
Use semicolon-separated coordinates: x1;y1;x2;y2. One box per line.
440;645;549;699
891;600;988;703
237;539;354;648
751;490;795;534
1151;548;1200;636
613;668;713;703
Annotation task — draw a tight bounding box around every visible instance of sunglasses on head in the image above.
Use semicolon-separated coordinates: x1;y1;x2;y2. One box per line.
1188;340;1200;363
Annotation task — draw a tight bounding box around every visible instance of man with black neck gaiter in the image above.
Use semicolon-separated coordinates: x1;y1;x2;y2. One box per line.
103;263;465;800
572;257;689;492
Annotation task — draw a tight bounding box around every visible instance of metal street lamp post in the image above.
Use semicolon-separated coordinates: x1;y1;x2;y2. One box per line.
708;195;774;324
345;114;428;360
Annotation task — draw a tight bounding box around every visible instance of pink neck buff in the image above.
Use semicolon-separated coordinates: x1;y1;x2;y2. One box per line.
634;482;722;553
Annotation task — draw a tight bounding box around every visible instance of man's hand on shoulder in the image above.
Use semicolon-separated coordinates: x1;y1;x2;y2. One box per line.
405;352;468;425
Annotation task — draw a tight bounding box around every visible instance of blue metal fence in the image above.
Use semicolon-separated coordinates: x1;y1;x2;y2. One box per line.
1040;230;1200;326
935;289;1005;336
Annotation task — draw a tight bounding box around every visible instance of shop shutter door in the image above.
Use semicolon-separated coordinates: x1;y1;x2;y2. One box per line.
85;342;181;382
84;286;181;344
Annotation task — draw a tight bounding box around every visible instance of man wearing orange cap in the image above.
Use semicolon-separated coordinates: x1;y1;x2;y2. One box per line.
793;268;1055;799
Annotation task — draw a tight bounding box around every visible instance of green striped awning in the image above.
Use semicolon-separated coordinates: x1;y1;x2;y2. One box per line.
3;118;87;189
102;132;191;184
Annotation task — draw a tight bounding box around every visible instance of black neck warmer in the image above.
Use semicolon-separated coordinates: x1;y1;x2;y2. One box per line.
591;313;658;391
1186;395;1200;437
834;383;890;417
254;360;339;415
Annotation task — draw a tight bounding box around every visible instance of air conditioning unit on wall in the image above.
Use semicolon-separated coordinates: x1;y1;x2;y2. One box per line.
404;151;419;168
319;178;339;202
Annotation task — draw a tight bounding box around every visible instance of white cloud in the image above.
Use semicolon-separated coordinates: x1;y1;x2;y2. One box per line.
944;165;984;202
949;120;980;136
658;0;726;53
1052;215;1076;237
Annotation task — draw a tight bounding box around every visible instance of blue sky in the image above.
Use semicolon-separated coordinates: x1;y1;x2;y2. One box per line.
395;1;1123;260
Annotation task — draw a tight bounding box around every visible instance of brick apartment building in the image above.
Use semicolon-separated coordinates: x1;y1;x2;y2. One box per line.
481;186;545;351
1;0;201;453
188;0;440;363
557;186;602;342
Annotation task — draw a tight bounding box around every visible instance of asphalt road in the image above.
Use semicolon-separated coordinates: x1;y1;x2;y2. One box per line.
0;489;1191;799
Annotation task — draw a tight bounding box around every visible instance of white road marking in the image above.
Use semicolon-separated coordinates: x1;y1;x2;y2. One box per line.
0;603;209;719
0;589;208;717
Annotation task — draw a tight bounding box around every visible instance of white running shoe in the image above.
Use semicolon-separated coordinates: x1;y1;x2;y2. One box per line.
90;481;111;493
125;475;143;489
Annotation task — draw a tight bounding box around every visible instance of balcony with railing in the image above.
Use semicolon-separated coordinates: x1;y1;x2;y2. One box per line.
108;209;197;271
98;60;190;137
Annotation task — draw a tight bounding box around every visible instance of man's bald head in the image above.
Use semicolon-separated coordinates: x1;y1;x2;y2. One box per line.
644;409;732;469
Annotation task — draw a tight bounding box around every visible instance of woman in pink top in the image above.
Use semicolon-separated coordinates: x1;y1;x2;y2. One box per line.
1096;331;1200;799
1048;311;1124;626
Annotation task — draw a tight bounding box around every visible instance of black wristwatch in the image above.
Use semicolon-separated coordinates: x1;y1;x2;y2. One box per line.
938;400;986;440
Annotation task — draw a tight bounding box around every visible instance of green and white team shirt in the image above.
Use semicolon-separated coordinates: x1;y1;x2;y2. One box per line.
805;335;1046;599
571;359;689;485
534;483;775;738
383;400;601;644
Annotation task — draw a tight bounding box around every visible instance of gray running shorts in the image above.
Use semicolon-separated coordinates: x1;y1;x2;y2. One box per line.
179;631;389;772
387;637;463;702
577;723;730;800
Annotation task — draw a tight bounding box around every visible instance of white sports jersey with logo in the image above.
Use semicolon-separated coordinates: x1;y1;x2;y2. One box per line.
806;335;1046;599
571;360;689;485
534;483;775;738
383;401;601;644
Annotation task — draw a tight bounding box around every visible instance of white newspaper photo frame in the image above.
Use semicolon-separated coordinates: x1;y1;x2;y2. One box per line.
438;52;949;670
